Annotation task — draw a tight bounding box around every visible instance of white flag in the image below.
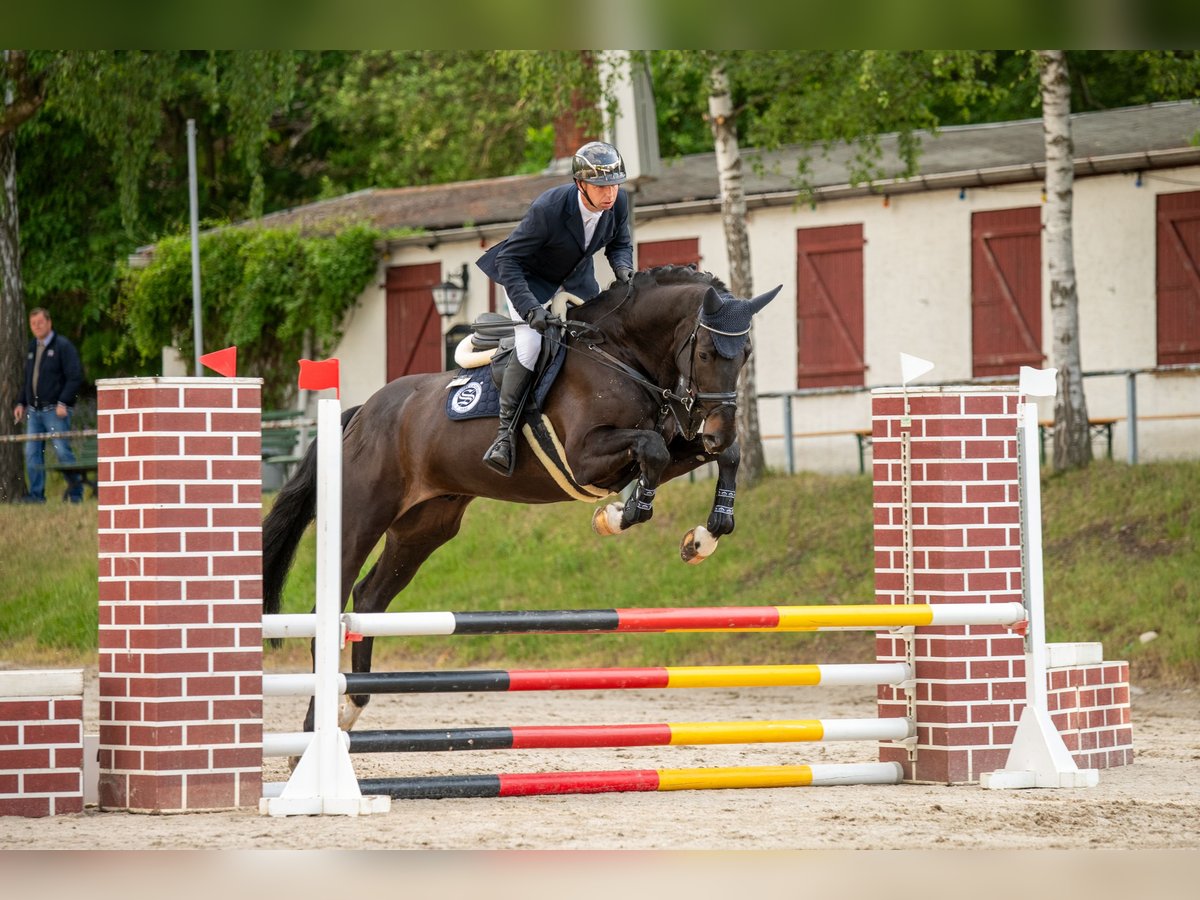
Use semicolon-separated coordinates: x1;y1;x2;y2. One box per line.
899;352;935;385
1019;366;1058;398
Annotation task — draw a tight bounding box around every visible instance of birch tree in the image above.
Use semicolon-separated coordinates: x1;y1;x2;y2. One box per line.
1038;50;1091;471
706;59;765;485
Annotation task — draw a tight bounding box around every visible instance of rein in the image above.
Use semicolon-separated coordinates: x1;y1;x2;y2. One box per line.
560;299;739;441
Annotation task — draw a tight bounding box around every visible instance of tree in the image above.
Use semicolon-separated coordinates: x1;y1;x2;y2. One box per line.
0;50;298;499
1038;51;1091;472
706;59;765;485
1;50;46;501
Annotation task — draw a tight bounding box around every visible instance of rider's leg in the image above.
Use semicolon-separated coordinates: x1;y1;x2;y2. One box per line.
482;295;542;475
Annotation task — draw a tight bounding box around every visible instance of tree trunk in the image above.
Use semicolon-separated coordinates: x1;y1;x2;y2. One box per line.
1038;50;1091;471
0;126;27;500
708;63;766;486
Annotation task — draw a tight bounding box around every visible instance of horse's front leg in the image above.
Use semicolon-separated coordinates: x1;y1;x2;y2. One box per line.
581;429;670;537
680;441;740;564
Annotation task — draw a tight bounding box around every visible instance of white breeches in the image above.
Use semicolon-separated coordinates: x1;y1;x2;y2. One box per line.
503;290;543;370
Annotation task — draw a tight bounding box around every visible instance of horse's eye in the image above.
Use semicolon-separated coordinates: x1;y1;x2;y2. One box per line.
697;351;711;362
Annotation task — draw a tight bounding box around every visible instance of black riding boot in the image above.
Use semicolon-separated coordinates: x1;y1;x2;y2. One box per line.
483;361;535;475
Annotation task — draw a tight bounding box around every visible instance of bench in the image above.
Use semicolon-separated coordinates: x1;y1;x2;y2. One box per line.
261;410;316;486
1038;416;1121;463
43;434;98;500
764;427;874;475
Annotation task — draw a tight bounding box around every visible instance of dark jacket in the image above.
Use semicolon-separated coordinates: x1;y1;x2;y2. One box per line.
476;182;634;317
18;331;84;410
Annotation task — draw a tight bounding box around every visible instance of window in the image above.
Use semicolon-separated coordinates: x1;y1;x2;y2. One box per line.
385;263;443;379
1156;190;1200;366
796;224;866;388
971;207;1043;377
637;238;700;270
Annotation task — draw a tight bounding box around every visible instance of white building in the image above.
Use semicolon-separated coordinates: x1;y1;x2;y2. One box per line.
255;101;1200;474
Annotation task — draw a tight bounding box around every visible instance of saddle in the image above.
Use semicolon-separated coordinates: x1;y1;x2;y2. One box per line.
444;300;608;499
444;314;565;422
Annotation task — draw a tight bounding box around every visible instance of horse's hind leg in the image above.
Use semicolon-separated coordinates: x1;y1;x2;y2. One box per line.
340;495;474;729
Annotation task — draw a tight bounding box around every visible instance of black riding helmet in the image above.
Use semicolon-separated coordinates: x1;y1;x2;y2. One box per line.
572;141;627;185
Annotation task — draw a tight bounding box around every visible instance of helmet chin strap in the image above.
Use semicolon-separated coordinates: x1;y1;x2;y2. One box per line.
577;181;602;211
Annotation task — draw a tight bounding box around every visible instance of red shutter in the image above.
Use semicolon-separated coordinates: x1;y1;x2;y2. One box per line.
796;224;866;388
637;238;700;270
971;207;1043;377
1156;190;1200;366
385;263;443;380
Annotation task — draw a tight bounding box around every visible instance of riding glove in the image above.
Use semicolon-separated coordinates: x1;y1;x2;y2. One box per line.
525;305;551;333
615;266;634;284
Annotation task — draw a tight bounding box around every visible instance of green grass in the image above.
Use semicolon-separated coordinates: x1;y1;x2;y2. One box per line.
1;461;1197;682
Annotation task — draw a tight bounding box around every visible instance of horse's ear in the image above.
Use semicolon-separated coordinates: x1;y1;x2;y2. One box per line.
702;286;723;317
749;285;782;314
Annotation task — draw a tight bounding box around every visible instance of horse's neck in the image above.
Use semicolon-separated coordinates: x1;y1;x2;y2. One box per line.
587;295;686;382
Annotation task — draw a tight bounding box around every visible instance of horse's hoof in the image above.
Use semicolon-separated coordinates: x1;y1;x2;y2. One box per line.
591;502;625;536
680;525;719;564
338;700;363;731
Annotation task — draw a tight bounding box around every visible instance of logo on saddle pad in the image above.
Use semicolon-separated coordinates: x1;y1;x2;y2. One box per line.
451;382;483;414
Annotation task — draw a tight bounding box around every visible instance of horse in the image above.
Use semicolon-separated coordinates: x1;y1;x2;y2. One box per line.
263;264;781;732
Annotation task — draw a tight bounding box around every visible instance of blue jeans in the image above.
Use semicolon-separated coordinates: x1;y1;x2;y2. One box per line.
24;407;80;501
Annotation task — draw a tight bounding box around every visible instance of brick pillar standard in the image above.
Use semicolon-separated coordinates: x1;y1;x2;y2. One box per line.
873;386;1027;783
96;377;263;812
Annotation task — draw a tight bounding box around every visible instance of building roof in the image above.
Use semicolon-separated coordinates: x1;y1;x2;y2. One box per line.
162;102;1200;252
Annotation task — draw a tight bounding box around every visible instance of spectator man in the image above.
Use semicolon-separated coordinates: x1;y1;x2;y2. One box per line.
12;307;85;503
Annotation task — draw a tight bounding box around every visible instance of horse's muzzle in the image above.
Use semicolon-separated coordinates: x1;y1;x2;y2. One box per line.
700;410;736;453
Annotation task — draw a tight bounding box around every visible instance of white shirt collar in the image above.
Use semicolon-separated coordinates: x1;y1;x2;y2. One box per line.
576;191;604;225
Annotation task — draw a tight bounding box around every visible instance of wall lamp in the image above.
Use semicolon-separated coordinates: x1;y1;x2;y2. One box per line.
432;263;470;319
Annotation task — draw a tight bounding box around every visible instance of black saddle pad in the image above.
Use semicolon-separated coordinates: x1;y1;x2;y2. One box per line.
445;340;567;421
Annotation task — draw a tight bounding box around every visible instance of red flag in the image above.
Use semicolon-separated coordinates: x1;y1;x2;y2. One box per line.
199;346;237;378
298;358;340;398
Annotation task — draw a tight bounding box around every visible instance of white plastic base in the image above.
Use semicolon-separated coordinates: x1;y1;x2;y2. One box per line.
980;706;1100;790
259;728;390;816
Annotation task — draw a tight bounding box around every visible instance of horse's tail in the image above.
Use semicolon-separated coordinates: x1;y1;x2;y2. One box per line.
262;405;363;632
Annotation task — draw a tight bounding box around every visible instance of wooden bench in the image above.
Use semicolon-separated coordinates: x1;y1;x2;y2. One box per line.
764;427;874;475
1038;416;1121;463
43;434;98;500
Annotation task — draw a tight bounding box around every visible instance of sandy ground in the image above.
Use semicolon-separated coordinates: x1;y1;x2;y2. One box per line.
1;669;1198;853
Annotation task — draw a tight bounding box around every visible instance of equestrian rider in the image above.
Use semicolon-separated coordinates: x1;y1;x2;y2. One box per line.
476;140;634;475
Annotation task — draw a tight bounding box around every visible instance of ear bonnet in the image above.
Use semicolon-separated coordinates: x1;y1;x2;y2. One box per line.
699;285;783;358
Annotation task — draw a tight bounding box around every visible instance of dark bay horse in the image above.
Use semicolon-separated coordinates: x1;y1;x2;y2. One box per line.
263;265;780;731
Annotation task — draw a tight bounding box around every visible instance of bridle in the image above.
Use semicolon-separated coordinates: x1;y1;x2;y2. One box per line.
560;295;742;442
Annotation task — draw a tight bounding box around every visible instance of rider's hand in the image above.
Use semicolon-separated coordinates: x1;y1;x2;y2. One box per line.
525;305;550;334
615;266;634;284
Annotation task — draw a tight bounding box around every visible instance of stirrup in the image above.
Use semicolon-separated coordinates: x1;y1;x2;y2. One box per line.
483;432;515;476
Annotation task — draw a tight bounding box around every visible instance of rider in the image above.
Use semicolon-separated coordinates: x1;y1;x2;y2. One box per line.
476;140;635;475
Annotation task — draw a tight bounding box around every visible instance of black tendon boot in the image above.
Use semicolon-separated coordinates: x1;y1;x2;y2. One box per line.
483;361;535;475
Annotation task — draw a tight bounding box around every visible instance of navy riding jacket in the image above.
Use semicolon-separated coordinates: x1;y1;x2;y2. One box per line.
476;182;633;318
18;331;84;410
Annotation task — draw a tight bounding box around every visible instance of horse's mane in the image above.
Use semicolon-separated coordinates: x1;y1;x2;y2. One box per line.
589;264;730;307
641;264;729;294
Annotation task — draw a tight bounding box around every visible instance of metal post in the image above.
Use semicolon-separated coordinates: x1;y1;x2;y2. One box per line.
1126;371;1138;465
781;395;794;475
187;120;203;376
